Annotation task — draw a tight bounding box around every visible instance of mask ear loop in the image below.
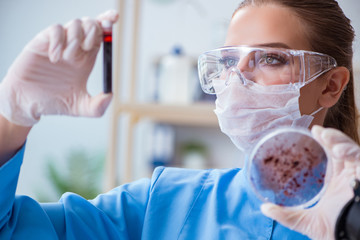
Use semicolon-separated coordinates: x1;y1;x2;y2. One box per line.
225;67;247;86
309;106;324;116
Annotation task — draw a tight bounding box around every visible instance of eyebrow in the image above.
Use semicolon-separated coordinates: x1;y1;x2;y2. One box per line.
253;42;291;49
221;42;292;49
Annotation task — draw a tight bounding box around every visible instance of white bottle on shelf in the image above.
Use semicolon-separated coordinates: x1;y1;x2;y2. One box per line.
157;46;195;104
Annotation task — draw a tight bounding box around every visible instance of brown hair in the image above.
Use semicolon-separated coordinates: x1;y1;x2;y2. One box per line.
234;0;359;143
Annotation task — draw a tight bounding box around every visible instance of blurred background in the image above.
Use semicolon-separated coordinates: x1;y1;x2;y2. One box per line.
0;0;359;201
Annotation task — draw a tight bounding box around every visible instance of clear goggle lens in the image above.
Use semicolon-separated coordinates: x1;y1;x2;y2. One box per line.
197;46;337;94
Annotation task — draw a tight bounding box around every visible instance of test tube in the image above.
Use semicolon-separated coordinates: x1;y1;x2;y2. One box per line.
102;20;112;93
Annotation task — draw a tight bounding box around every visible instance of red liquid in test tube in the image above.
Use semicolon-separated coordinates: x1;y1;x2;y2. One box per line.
102;20;112;93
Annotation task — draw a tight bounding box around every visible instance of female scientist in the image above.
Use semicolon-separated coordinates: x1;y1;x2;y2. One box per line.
0;1;359;239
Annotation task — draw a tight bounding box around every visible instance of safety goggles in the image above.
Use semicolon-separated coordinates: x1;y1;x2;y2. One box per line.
198;46;337;94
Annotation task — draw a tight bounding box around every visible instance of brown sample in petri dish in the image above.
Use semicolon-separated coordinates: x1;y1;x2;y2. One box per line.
248;127;328;207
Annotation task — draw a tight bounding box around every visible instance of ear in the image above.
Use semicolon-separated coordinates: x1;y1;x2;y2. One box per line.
318;67;350;108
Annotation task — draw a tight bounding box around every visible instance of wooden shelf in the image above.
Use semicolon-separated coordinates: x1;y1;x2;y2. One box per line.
116;102;218;127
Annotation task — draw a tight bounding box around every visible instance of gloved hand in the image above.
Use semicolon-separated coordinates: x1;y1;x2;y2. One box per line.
0;10;119;126
261;125;360;240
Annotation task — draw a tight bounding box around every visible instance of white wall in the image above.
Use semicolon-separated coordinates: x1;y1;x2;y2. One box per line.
0;0;359;199
340;0;360;64
338;0;360;105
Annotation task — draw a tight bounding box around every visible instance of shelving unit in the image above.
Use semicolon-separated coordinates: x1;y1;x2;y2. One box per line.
104;0;218;190
117;102;217;127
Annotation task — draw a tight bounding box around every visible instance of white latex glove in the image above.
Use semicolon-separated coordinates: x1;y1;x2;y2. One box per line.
261;125;360;240
0;10;119;126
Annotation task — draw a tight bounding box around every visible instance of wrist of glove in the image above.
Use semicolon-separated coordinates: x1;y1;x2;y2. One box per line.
0;10;118;126
260;125;360;240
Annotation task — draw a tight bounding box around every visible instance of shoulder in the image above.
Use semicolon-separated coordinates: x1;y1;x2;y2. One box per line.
150;167;242;192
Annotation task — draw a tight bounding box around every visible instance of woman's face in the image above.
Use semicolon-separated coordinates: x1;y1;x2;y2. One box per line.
225;4;327;126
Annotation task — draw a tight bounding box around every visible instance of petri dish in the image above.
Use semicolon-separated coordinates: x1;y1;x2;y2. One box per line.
248;127;330;208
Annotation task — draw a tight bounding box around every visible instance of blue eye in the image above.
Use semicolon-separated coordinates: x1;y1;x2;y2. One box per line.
259;54;288;66
265;56;280;64
219;57;239;69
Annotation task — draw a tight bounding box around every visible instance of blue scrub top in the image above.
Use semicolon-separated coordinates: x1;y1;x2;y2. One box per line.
0;145;310;239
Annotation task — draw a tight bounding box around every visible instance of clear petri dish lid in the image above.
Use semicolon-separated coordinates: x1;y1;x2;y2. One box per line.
248;127;331;208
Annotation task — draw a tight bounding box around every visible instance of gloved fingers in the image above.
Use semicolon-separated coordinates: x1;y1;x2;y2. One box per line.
25;24;66;63
64;19;84;43
44;24;66;63
96;9;119;27
342;142;360;170
332;139;360;161
312;126;344;175
312;126;360;176
333;143;360;163
63;19;84;61
81;17;103;51
319;127;356;153
326;129;360;175
312;126;353;150
47;25;67;63
261;203;306;230
78;93;113;117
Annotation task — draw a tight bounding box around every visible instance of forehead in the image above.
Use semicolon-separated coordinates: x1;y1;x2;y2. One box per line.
225;4;311;51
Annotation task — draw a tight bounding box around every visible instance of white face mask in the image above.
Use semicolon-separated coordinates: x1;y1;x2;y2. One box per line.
214;80;323;152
